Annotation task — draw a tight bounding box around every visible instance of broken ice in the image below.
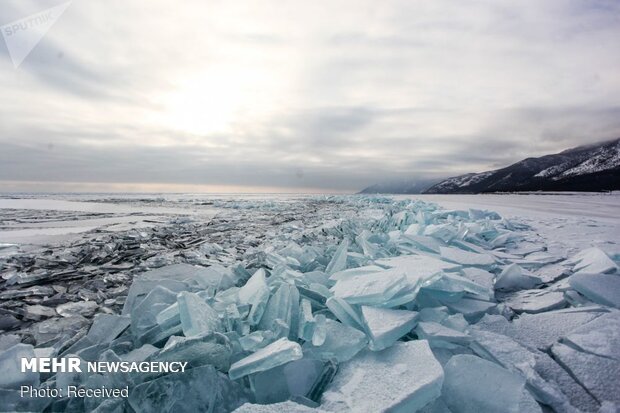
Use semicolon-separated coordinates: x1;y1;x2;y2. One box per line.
1;195;619;413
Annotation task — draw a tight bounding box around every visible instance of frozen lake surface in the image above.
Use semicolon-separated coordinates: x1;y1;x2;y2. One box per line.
0;192;618;412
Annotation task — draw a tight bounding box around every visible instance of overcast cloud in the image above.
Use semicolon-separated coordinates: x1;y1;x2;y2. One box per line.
1;0;620;192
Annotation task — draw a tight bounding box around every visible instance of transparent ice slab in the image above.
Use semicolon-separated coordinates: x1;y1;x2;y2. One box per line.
228;338;303;380
178;291;222;337
302;319;367;362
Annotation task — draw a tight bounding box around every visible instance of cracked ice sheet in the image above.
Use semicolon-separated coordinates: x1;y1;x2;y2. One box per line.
475;306;609;351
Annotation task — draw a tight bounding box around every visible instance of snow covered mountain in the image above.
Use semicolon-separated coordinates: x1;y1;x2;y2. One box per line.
424;138;620;193
358;178;442;194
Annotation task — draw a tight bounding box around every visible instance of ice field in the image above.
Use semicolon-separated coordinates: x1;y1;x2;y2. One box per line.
0;193;619;412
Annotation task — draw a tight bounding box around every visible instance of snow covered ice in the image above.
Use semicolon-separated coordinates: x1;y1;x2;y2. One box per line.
0;193;619;412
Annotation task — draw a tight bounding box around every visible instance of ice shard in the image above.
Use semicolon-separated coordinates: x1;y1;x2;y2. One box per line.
494;264;541;292
302;318;367;362
567;247;618;275
131;286;178;338
228;338;303;380
258;283;300;340
331;269;407;306
251;358;324;404
0;344;39;390
178;291;222;337
237;268;270;325
325;297;364;330
86;314;131;344
361;306;417;351
155;333;232;372
325;239;349;275
129;365;250;413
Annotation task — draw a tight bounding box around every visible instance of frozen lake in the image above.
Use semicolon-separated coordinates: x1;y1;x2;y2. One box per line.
0;192;619;412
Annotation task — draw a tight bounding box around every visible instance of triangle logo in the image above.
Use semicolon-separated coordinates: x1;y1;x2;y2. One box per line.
1;1;72;68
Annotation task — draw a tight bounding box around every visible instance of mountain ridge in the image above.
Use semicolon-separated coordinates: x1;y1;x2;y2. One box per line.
423;138;620;194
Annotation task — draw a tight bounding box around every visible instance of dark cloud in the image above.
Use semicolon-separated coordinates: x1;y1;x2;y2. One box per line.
1;0;620;192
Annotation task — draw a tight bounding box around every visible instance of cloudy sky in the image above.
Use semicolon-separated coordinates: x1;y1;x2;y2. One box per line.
1;0;619;193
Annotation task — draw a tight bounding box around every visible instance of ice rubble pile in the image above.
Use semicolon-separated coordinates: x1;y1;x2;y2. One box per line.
1;196;619;412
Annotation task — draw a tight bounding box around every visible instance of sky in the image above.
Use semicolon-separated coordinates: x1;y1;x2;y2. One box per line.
1;0;619;193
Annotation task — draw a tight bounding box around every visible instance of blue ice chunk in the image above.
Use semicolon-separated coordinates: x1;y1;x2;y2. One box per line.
155;333;232;371
258;283;300;340
443;355;527;413
494;264;542;292
376;254;461;279
298;299;315;341
129;364;250;412
356;230;381;258
0;344;39;389
361;306;417;351
121;344;158;362
155;302;180;329
142;263;235;290
252;358;324;404
131;286;177;339
0;334;20;352
325;296;364;330
400;234;444;253
424;224;458;243
469;209;501;220
321;340;443;413
331;269;407;306
228;338;303;380
178;291;222;337
312;314;327;346
569;273;620;308
325;239;350;275
418;307;450;323
423;273;492;301
302;319;367;362
239;331;275;352
237;268;271;325
440;246;495;267
121;276;189;316
86;314;130;344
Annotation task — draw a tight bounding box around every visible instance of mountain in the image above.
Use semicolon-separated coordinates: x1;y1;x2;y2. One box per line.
424;138;620;194
358;178;442;194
